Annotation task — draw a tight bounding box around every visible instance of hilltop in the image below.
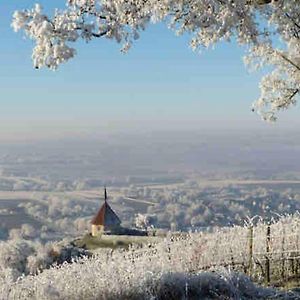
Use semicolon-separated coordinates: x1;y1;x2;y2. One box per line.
2;215;300;299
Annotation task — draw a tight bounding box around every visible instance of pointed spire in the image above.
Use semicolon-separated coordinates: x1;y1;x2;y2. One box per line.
104;186;108;202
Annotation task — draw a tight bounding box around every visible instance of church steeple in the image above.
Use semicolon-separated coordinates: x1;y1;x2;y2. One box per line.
104;186;108;203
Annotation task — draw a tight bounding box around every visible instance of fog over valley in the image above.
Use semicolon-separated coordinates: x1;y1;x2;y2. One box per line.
0;129;300;240
1;128;300;183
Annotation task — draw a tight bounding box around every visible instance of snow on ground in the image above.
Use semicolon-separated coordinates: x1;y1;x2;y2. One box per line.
2;217;300;300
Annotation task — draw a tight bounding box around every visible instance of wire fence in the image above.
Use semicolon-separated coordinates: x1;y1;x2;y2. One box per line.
125;218;300;286
195;223;300;285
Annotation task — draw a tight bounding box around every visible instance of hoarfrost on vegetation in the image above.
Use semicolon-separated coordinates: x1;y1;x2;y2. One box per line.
12;0;300;121
3;183;300;242
128;184;300;230
1;215;300;299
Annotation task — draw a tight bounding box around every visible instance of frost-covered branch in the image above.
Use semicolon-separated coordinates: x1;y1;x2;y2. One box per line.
12;1;151;69
12;0;300;121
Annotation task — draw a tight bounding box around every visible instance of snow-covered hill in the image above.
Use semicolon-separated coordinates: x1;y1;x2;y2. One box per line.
2;215;300;299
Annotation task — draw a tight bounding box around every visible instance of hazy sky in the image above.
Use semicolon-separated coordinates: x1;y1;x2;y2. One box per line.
1;1;300;141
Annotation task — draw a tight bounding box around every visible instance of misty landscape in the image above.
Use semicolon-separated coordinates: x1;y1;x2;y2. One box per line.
1;129;300;235
2;128;300;299
1;130;300;241
3;0;300;298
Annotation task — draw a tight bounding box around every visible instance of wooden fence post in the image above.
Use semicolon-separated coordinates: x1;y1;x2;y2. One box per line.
248;226;253;277
296;233;299;275
265;224;271;284
281;227;285;280
230;248;235;271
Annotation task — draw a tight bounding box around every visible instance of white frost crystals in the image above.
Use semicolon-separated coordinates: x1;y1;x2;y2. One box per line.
12;4;78;69
12;0;300;121
2;215;300;299
11;0;151;69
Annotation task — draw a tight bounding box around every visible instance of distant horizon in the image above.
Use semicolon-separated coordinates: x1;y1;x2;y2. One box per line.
0;121;299;143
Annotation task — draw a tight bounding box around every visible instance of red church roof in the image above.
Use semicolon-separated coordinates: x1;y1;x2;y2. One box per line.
91;188;121;227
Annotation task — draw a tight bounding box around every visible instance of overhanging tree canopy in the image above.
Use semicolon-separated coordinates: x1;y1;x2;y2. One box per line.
12;0;300;121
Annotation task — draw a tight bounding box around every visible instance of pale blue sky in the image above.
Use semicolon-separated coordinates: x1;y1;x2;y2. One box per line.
0;1;299;141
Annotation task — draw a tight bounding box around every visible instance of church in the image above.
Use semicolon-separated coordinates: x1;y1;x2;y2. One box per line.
90;187;122;236
90;187;147;237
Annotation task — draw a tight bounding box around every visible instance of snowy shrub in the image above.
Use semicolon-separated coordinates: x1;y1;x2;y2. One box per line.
2;215;300;299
